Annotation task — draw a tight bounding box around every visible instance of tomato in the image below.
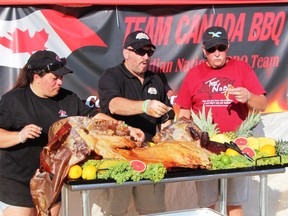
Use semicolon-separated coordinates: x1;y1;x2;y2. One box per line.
220;155;231;165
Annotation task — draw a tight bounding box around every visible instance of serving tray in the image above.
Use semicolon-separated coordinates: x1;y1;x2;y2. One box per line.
65;163;287;185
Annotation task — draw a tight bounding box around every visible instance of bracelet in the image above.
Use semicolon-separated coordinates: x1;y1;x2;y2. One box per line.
142;99;150;114
18;131;24;143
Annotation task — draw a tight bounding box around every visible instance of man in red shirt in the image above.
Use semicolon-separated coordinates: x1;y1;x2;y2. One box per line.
176;26;267;216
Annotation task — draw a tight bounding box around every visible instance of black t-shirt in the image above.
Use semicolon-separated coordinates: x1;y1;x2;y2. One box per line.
0;87;97;207
98;63;174;141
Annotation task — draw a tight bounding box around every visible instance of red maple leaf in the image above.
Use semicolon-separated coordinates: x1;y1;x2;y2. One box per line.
0;28;48;54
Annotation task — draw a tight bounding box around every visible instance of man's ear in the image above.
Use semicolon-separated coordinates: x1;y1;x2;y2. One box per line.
123;49;129;60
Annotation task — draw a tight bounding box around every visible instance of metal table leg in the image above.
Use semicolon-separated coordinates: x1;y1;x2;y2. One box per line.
61;186;69;216
219;178;228;216
259;175;268;216
81;190;90;216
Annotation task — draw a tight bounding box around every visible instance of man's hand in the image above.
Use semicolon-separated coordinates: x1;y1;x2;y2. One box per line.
229;87;251;103
143;100;172;118
128;126;145;146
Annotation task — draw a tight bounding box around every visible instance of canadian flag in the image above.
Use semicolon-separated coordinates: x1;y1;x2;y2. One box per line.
0;9;107;69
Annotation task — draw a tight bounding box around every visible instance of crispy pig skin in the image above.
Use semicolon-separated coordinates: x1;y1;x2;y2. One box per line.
30;116;215;216
118;141;212;169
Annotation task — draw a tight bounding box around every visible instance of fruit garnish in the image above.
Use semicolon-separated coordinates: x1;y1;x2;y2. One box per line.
220;155;231;165
82;164;97;180
258;137;276;148
234;137;248;149
130;160;147;172
225;148;240;156
241;146;256;158
259;144;276;157
191;105;219;138
68;165;82;179
247;137;260;150
276;139;288;155
210;133;231;144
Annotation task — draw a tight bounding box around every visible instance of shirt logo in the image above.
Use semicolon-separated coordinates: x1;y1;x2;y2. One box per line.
147;87;157;95
58;110;68;118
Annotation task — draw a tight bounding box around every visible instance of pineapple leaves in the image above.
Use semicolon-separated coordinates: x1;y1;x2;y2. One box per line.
235;109;262;137
190;106;262;139
191;106;219;138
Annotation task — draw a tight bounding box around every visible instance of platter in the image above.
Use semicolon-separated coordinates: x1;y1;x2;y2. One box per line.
65;163;287;185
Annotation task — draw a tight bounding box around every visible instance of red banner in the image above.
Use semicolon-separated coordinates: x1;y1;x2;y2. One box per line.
0;5;287;112
0;1;288;5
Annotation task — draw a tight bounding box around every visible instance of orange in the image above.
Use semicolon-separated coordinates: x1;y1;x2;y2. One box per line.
259;144;276;156
225;148;240;156
68;165;82;179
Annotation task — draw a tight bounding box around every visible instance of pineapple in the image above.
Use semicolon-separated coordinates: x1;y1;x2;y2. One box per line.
191;105;219;138
223;110;261;139
223;131;237;141
276;140;288;155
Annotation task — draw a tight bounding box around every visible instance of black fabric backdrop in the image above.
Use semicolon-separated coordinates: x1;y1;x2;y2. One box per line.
0;4;287;112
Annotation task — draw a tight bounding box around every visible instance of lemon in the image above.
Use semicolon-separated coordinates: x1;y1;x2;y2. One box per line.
68;165;82;179
82;165;97;180
259;144;276;156
225;148;240;156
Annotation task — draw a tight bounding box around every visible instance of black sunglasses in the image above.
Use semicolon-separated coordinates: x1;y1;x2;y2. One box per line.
28;58;67;73
205;45;228;53
126;48;154;57
46;58;67;71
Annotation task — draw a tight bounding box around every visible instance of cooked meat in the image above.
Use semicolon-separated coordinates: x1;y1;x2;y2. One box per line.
118;140;211;169
152;117;202;143
30;116;214;216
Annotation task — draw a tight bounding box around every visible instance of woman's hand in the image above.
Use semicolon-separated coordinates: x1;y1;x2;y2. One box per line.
19;124;42;143
127;126;145;146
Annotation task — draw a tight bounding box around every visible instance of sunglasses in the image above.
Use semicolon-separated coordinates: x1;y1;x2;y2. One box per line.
126;48;154;57
46;58;67;71
205;45;228;53
28;58;67;73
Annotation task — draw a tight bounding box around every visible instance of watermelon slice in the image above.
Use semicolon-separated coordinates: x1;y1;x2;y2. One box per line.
242;146;256;158
130;160;146;172
234;137;248;149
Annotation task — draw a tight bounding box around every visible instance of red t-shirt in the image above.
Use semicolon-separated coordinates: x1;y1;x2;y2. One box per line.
175;59;266;132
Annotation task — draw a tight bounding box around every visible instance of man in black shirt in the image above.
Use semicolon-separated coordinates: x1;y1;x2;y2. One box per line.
98;31;174;215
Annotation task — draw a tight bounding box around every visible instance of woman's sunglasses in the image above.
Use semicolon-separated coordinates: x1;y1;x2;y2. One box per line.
126;48;154;57
28;58;67;73
46;58;67;71
205;45;228;53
